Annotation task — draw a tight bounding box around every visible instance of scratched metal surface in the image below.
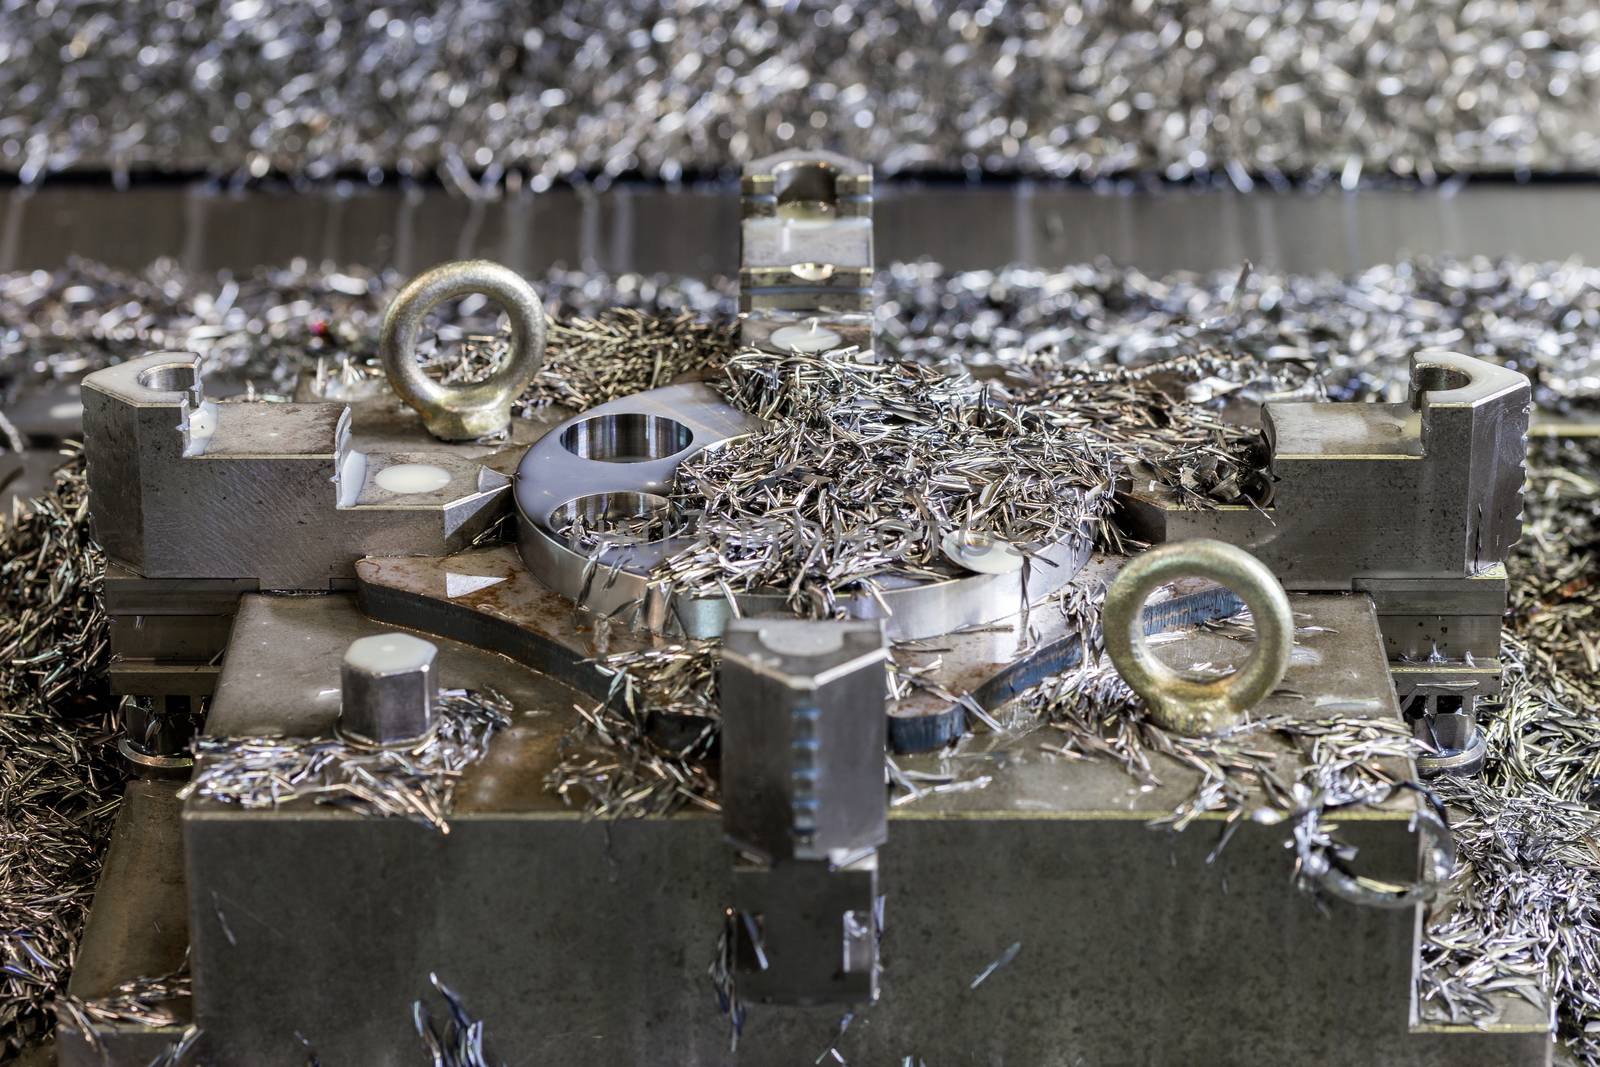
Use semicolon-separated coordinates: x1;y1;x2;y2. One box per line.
170;592;1547;1066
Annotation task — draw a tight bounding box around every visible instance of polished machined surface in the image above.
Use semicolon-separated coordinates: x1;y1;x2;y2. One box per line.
378;259;547;441
558;411;693;463
1104;540;1294;735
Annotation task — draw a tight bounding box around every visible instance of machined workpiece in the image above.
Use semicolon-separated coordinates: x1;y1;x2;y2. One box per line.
1353;566;1508;662
738;308;875;358
354;547;1250;753
511;383;1095;641
82;352;511;590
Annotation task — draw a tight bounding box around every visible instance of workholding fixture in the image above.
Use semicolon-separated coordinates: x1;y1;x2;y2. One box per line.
55;150;1551;1067
1122;349;1532;776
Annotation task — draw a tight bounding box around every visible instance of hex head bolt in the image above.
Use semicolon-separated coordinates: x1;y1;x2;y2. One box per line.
339;633;440;745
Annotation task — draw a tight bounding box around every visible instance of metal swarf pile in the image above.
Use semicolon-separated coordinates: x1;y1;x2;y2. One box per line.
1419;439;1600;1059
1007;348;1283;508
0;449;119;1057
655;348;1117;614
880;259;1600;417
55;959;191;1047
520;310;735;413
7;257;1600;418
181;688;513;833
0;259;734;409
7;2;1600;184
996;592;1423;880
549;642;721;819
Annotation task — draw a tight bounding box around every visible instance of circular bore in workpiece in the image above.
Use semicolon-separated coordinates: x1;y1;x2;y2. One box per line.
559;412;693;463
136;360;198;394
550;491;681;547
374;462;453;495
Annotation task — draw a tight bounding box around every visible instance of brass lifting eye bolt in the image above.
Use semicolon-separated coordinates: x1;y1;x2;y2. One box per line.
378;259;548;441
1104;539;1294;735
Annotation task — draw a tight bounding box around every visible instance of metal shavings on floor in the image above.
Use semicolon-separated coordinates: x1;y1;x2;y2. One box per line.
179;689;513;833
0;259;733;406
0;447;120;1058
7;257;1600;418
1419;439;1600;1062
880;259;1600;416
6;2;1600;184
414;973;498;1067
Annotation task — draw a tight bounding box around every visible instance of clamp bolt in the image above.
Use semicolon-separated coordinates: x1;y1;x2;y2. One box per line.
339;632;440;745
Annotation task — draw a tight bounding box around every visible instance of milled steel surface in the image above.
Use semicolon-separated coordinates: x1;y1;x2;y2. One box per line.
175;590;1544;1065
1122;352;1533;588
54;781;190;1067
719;617;888;1007
80;352;512;588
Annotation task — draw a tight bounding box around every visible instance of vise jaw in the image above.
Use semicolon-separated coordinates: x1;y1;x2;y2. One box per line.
81;352;510;591
719;618;888;1006
1122;351;1532;773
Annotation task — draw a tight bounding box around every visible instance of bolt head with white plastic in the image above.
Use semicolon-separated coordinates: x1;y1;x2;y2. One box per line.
339;632;440;744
